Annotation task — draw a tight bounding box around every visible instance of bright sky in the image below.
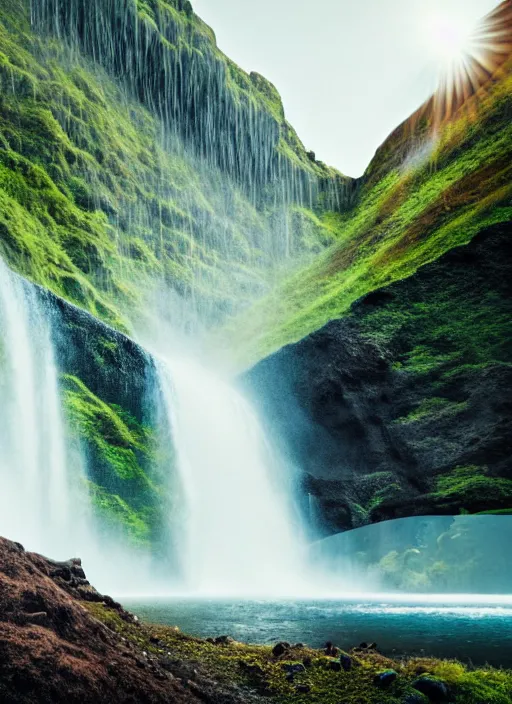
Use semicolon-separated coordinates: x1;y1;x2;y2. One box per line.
193;0;501;177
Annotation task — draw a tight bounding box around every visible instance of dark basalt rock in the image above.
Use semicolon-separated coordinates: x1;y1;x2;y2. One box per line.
282;663;306;675
245;222;512;532
296;683;311;694
374;669;398;687
412;677;449;700
215;635;235;645
340;653;352;671
272;641;290;657
324;641;339;656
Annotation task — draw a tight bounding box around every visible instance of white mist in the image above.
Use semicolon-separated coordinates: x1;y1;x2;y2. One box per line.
158;356;305;597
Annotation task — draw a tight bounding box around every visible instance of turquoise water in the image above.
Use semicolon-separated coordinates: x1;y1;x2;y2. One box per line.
124;597;512;667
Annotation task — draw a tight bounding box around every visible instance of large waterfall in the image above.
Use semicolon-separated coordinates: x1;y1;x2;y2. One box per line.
0;258;81;558
158;357;305;596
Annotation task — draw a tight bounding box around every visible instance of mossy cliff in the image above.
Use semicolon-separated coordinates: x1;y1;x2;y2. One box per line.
0;0;351;335
246;221;512;533
239;4;512;532
31;283;176;553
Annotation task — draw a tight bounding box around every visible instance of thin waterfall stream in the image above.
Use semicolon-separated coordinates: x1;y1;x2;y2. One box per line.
0;258;77;557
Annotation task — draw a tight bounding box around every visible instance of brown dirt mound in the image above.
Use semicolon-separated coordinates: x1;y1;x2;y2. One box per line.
0;536;251;704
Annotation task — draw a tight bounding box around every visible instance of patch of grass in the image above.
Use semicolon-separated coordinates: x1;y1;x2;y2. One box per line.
432;466;512;508
396;397;469;424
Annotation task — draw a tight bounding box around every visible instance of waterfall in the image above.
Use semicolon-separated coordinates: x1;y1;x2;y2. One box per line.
0;258;82;558
157;357;305;596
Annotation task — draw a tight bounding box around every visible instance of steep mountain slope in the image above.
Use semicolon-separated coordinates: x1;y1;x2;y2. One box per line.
228;12;512;368
0;0;350;334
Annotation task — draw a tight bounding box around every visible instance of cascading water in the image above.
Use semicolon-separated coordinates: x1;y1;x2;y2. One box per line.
157;357;305;596
0;258;85;558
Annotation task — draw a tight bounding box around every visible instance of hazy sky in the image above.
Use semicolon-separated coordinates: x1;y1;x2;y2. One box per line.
193;0;501;177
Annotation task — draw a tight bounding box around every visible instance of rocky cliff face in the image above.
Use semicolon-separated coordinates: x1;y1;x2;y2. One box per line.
246;222;512;533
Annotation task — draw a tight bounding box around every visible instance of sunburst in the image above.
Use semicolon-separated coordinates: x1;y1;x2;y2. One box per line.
430;0;512;127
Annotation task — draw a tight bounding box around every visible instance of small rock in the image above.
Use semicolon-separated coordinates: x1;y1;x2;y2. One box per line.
149;635;160;644
359;642;369;649
296;684;311;694
107;661;118;674
206;637;215;644
215;635;234;645
340;654;352;671
368;642;378;650
292;642;305;649
374;669;398;687
324;641;338;657
303;656;312;668
239;661;264;677
328;660;342;672
282;663;306;675
412;677;449;700
272;641;290;657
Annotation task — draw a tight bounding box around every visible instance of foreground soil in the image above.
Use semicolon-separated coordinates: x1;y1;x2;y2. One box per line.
1;537;511;704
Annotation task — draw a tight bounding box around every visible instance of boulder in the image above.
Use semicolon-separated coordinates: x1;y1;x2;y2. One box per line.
412;677;449;700
374;669;398;687
340;653;352;671
272;642;290;657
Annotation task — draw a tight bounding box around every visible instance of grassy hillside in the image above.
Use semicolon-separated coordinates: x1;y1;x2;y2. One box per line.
225;52;512;369
0;0;348;335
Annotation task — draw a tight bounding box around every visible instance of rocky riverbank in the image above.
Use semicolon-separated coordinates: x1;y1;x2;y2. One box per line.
1;537;511;703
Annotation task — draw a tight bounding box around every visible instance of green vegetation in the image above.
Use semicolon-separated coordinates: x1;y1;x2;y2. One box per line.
432;466;512;508
86;481;153;546
225;57;512;369
0;0;346;336
85;600;512;703
63;374;155;484
62;374;167;546
396;397;469;424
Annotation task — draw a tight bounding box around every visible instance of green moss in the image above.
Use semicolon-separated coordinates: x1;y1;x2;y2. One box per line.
431;466;512;509
396;397;469;424
62;374;154;483
86;480;152;546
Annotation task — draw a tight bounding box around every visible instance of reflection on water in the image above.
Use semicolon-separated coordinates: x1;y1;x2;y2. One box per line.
124;597;512;667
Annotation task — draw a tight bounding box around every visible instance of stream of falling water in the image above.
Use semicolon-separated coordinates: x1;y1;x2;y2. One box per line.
0;258;80;557
157;357;306;597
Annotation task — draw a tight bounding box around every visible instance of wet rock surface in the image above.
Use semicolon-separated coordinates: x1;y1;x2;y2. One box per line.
246;223;512;532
